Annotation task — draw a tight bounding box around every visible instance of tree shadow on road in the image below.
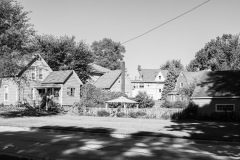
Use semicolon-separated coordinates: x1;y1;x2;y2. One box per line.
0;125;239;160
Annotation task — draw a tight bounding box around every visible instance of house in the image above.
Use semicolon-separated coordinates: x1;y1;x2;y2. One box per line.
0;54;52;106
167;70;206;102
34;70;82;106
0;54;82;107
131;66;168;100
88;63;110;83
191;71;240;116
94;70;132;97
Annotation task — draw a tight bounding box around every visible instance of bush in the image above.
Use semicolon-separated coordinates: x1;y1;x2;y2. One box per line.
116;112;125;117
171;101;198;120
97;110;110;117
135;92;155;108
128;111;147;118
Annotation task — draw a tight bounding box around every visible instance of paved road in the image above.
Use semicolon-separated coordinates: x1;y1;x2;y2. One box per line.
0;126;239;160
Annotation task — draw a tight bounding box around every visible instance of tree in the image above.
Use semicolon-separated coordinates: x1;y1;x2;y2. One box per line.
135;91;155;108
33;35;93;83
187;34;240;71
160;60;184;100
91;38;126;70
0;0;35;77
160;59;184;70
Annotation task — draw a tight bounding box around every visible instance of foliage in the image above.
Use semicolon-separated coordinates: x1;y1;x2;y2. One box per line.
97;110;110;117
128;111;147;118
161;100;187;108
171;101;198;120
178;79;198;100
91;38;126;70
79;83;126;108
33;35;93;83
160;60;184;100
187;34;240;71
161;67;181;100
135;91;155;108
0;0;35;78
116;112;125;117
160;59;184;70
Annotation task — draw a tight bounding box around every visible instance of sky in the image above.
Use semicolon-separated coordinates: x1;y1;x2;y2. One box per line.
16;0;240;79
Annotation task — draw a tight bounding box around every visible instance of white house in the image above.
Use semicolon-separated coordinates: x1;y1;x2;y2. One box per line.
131;66;168;100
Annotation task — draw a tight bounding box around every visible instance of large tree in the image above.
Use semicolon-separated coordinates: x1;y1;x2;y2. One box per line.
91;38;126;70
0;0;35;77
33;35;93;83
187;34;240;71
160;60;184;100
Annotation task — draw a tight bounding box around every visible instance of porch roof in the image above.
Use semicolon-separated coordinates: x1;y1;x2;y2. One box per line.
34;84;61;89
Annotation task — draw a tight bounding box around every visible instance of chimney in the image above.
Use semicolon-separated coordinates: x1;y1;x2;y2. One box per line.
121;61;125;94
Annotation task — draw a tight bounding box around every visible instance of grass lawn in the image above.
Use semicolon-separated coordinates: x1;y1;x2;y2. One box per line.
0;113;240;142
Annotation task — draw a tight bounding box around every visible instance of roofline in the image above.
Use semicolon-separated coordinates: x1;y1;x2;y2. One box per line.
109;72;121;89
191;96;240;99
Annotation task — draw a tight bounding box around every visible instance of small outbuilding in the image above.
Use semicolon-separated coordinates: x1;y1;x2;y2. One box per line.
191;71;240;116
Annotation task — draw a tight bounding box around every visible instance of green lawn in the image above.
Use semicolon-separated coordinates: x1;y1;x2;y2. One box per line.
0;114;240;142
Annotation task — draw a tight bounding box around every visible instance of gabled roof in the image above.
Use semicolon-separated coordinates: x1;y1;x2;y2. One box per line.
138;69;168;82
1;53;51;78
94;70;121;89
181;70;206;85
42;70;74;84
192;71;240;98
89;63;110;74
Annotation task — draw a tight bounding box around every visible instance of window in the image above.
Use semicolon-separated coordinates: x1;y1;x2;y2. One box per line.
180;82;184;88
3;85;8;101
32;67;36;80
140;84;144;88
170;95;175;101
159;76;161;80
216;104;235;112
159;89;162;92
118;79;121;84
39;68;43;80
31;88;35;100
67;87;75;96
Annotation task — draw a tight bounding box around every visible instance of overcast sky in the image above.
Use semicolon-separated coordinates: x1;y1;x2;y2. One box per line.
17;0;240;79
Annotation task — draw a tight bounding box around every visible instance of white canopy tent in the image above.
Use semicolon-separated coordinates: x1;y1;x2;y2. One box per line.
105;96;139;111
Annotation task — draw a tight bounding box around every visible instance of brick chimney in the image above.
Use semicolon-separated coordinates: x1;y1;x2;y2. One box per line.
121;61;125;94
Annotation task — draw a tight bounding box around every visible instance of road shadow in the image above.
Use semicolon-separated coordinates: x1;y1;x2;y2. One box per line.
0;126;239;160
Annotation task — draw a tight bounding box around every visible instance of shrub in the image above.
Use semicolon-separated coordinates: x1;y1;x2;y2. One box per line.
97;110;110;117
116;112;125;117
171;101;198;120
136;111;147;117
135;92;155;108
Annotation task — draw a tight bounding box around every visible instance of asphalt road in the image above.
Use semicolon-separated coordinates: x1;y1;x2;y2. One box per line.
0;126;239;160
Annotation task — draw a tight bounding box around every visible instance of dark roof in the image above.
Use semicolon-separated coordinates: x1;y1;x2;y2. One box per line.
192;71;240;98
182;70;206;85
89;63;110;74
42;70;73;84
139;69;168;82
94;70;121;89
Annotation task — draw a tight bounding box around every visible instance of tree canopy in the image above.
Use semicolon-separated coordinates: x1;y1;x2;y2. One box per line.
187;34;240;71
161;60;184;100
91;38;126;70
32;35;93;83
0;0;35;77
